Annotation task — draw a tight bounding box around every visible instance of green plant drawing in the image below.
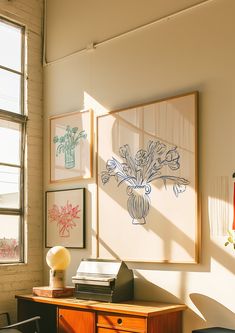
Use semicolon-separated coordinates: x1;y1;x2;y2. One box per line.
53;125;87;169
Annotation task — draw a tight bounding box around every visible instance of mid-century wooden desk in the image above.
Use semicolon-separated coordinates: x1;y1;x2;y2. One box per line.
16;295;187;333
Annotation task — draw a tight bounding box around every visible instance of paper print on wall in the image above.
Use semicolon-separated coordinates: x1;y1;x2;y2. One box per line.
101;141;189;225
45;188;85;248
97;92;199;263
50;110;92;182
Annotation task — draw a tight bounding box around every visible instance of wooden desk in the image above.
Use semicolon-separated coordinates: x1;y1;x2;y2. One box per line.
16;295;187;333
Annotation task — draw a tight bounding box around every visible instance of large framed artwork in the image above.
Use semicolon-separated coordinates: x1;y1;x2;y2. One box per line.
97;92;199;263
45;188;85;248
50;110;93;183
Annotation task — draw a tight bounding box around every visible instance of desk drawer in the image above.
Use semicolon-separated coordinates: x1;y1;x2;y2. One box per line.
97;313;146;332
98;328;134;333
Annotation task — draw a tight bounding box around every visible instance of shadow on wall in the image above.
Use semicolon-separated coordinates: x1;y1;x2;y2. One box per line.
91;90;235;269
95;226;234;331
87;91;235;331
190;294;235;330
133;269;185;303
131;270;207;332
95;93;202;264
97;153;205;266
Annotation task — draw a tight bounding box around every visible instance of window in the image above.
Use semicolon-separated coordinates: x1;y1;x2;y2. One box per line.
0;18;26;263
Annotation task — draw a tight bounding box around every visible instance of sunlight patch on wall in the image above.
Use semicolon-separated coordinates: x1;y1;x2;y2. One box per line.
84;91;109;116
151;182;196;241
208;176;230;236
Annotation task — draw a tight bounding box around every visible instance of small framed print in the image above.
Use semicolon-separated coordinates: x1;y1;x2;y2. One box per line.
45;188;85;248
50;110;93;183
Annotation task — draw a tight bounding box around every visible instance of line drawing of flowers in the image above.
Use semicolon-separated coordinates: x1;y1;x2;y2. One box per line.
48;201;80;237
101;140;190;225
53;125;87;169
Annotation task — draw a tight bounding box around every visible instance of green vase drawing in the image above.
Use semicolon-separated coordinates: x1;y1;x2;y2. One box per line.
53;126;87;169
64;147;75;169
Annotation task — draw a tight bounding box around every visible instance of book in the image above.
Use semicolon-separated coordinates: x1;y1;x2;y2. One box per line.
33;286;75;298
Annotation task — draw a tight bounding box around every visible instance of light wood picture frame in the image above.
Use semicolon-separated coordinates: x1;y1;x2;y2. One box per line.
45;188;85;248
97;92;199;263
50;110;93;183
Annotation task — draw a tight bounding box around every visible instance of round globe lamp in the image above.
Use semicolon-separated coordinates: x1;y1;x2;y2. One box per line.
46;246;71;289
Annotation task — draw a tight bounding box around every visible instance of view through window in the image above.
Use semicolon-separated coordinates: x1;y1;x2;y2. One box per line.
0;18;26;263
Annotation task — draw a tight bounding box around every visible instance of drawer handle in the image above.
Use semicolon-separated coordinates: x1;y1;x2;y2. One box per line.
117;318;122;325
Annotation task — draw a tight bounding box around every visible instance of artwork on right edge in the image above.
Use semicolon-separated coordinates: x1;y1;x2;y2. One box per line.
97;91;199;263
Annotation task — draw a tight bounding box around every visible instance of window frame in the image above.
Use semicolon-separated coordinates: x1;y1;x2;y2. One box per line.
0;17;27;264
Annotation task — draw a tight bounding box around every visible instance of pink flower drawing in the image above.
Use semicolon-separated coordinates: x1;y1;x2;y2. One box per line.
48;201;80;237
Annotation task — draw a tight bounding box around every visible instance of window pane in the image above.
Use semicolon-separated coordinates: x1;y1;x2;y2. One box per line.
0;68;21;113
0;166;20;209
0;20;22;71
0;18;24;265
0;120;21;165
0;215;20;262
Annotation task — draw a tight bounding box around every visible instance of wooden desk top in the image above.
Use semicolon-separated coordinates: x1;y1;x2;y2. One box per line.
16;294;187;318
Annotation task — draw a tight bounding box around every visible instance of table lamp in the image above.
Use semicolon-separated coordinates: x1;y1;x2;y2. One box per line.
46;246;71;289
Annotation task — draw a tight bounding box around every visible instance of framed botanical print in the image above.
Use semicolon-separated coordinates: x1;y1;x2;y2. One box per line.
97;92;199;263
50;110;93;183
45;188;85;248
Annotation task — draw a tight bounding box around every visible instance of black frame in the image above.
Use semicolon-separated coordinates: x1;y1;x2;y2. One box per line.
45;188;85;249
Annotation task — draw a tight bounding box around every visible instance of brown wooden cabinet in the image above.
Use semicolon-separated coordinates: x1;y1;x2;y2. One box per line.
97;312;146;332
16;295;187;333
58;308;95;333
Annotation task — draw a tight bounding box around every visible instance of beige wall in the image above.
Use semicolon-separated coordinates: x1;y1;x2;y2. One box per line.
43;0;235;332
0;0;44;320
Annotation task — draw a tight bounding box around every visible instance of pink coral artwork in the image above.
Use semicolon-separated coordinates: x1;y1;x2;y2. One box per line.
46;188;85;248
48;201;81;238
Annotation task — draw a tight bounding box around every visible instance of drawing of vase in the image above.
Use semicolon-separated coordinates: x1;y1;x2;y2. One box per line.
127;184;151;224
59;225;70;237
64;147;75;169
